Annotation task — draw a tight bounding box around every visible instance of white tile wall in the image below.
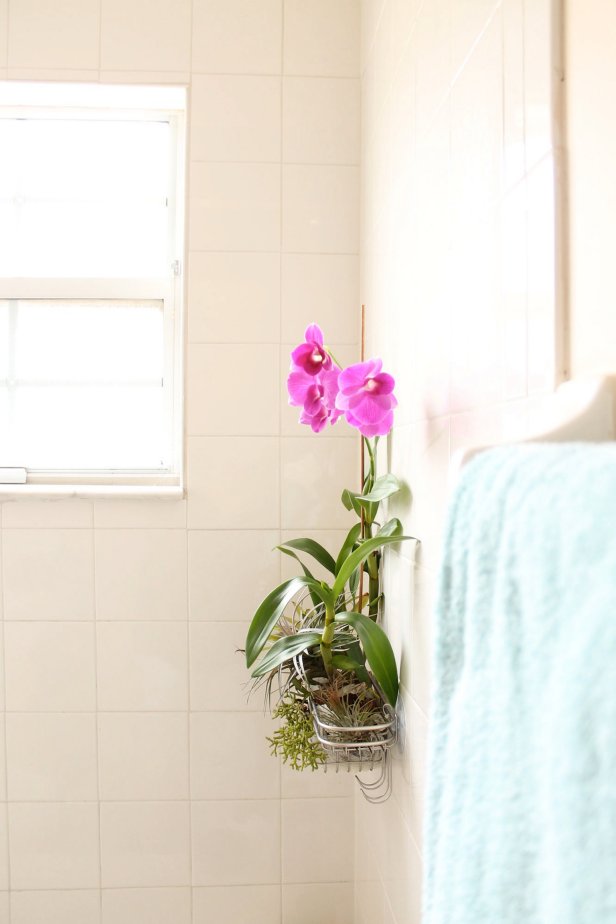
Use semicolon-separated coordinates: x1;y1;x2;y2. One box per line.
6;713;98;801
189;162;282;252
358;1;560;922
187;252;281;344
11;890;101;924
191;75;282;163
102;888;191;924
191;800;281;886
8;803;100;890
191;0;283;75
192;884;280;924
567;0;616;377
0;4;360;920
100;802;191;888
101;0;191;72
8;0;100;70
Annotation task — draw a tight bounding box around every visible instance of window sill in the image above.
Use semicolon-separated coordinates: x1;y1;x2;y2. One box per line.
0;484;185;500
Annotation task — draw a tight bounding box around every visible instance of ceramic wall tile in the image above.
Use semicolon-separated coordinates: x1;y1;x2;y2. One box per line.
283;882;354;924
101;0;191;71
191;75;281;163
0;0;7;68
4;622;96;712
7;0;100;69
192;0;283;75
190;712;280;800
187;343;279;436
3;529;94;621
98;713;189;801
282;798;354;882
101;888;191;924
11;890;101;924
190;162;281;252
283;165;360;253
284;0;360;77
189;622;256;712
94;529;187;621
283;77;360;164
187;437;280;530
281;254;359;345
192;800;280;886
100;802;190;888
6;713;98;801
2;499;93;529
188;530;280;622
193;885;280;924
9;803;100;890
187;252;281;345
281;437;357;529
96;622;188;711
92;499;187;530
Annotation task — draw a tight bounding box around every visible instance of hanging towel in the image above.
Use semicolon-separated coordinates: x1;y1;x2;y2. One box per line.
424;443;616;924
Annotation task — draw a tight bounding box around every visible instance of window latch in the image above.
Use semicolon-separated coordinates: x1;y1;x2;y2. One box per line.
0;468;27;484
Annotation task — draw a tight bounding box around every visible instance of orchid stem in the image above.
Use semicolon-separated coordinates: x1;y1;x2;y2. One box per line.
325;347;344;369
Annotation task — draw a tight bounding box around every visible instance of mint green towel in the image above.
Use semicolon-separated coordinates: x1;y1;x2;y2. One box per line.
424;444;616;924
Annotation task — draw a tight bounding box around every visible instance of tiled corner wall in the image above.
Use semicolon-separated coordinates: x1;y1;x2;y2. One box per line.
565;0;616;377
0;2;361;922
357;2;561;922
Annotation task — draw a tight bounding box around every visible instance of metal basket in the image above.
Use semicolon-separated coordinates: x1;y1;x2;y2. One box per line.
294;653;397;802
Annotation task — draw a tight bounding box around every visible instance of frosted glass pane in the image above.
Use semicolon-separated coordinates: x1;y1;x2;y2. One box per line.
13;385;165;470
1;300;169;471
19;120;169;202
15;202;167;278
0;118;171;277
14;300;163;382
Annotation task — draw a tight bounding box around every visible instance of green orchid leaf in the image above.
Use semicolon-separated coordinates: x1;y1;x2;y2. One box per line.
334;611;399;706
330;653;371;684
341;487;363;515
376;517;404;538
251;631;323;678
333;534;411;599
356;473;402;503
246;578;332;668
277;548;322;608
276;538;336;575
334;522;361;575
341;487;379;523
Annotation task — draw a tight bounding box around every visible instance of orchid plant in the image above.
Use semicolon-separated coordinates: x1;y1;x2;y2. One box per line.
245;323;410;770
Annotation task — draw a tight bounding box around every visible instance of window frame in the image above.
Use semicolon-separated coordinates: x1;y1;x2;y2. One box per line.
0;86;186;496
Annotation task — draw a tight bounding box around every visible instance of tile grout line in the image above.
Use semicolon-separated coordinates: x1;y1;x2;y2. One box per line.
91;521;104;919
0;520;13;922
187;4;195;918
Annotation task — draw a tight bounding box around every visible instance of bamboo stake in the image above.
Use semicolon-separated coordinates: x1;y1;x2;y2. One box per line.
358;304;366;611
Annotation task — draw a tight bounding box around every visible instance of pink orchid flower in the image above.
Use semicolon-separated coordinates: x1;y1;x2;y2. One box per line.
290;323;332;376
335;359;397;437
288;366;342;432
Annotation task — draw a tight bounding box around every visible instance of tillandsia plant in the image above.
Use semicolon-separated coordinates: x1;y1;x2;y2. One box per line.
245;323;411;770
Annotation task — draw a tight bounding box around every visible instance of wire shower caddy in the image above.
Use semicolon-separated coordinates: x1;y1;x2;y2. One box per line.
294;653;397;803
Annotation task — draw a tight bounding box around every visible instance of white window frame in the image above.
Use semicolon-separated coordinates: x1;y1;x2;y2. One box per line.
0;84;186;497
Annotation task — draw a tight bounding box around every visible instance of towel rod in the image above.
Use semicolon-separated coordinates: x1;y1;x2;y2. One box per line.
452;374;616;472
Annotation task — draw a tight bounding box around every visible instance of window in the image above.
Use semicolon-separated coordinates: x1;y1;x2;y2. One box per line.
0;83;186;493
